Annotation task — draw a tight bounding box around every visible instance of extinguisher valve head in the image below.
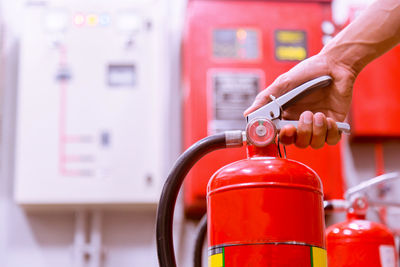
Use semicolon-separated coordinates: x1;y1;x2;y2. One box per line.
246;118;277;147
348;194;368;217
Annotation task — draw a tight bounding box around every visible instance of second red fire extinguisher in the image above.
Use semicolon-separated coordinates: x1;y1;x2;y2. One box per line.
325;173;399;267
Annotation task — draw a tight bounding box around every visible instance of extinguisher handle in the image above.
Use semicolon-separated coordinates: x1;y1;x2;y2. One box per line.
325;172;400;213
246;75;333;122
274;120;351;134
344;172;399;199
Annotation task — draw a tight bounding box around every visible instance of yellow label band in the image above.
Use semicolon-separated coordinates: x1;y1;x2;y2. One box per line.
311;247;327;267
209;252;224;267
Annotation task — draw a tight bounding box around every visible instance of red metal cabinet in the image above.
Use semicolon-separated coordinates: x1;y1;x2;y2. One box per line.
351;46;400;139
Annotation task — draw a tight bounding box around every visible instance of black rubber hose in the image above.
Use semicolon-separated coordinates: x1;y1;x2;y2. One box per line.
156;133;227;267
194;214;207;267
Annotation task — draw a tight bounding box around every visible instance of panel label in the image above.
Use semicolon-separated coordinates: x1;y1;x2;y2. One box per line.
380;245;396;267
209;71;260;133
275;30;307;61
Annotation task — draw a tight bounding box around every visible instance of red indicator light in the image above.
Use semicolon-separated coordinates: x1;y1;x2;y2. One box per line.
74;14;85;26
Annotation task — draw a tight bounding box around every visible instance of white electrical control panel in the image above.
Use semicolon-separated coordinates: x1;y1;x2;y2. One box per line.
14;0;170;208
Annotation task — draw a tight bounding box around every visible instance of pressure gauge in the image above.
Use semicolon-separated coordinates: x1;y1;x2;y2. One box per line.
246;118;276;147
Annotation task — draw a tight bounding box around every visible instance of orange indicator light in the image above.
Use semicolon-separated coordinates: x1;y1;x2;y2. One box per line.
236;29;247;40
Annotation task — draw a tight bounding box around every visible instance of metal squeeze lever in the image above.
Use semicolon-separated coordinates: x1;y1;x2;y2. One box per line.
246;75;351;132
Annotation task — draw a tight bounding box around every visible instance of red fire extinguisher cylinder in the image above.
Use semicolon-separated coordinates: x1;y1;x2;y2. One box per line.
207;118;327;266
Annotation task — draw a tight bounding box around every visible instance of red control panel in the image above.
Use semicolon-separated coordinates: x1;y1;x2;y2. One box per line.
183;0;344;219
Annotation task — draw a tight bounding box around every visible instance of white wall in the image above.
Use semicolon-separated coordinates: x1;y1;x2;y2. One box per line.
0;0;195;266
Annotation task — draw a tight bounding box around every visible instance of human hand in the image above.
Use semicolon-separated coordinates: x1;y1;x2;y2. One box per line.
244;53;356;148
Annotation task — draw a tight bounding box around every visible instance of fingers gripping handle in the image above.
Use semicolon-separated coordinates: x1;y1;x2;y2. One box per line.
274;120;351;134
246;118;350;148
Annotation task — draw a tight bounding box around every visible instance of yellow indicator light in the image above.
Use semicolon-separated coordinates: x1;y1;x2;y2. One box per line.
236;29;247;40
74;14;85;26
277;31;304;43
86;14;99;26
276;46;306;61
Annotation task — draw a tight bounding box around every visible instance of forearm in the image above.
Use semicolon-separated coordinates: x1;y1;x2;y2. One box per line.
321;0;400;75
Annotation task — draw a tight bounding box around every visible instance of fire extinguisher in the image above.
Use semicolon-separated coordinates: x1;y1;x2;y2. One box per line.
156;76;350;266
325;172;400;267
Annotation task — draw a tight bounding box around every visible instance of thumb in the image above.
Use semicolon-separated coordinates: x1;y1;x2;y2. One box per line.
243;75;291;116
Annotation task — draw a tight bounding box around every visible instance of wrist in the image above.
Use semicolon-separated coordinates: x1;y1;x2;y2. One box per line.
320;39;361;77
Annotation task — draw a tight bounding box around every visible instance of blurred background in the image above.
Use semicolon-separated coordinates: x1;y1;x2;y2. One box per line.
0;0;400;266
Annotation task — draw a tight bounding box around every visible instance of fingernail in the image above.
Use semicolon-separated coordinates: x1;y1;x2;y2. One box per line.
303;112;313;124
327;121;332;130
315;115;324;127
